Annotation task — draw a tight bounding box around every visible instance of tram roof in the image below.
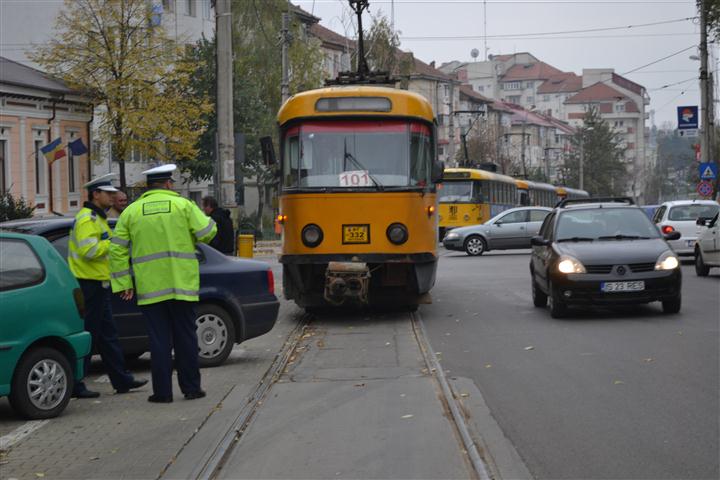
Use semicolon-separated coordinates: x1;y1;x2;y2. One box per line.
443;168;518;184
278;86;435;125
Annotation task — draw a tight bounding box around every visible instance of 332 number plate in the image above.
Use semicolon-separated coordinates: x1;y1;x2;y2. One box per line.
601;281;645;292
343;224;370;244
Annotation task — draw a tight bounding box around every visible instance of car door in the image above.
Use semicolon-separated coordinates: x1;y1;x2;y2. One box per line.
701;213;720;264
487;209;530;249
524;209;551;247
532;212;555;291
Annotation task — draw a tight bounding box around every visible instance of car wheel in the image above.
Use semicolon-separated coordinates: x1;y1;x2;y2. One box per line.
464;236;486;256
548;281;567;318
9;347;73;419
662;295;681;314
695;249;710;277
196;304;236;368
532;279;547;307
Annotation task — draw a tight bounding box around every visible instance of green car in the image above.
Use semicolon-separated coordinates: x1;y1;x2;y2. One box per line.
0;232;91;419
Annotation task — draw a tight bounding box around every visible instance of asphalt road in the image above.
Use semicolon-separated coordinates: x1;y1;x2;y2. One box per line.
424;248;720;480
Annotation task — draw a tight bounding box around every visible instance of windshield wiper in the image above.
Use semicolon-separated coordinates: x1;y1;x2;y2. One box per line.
597;234;650;240
344;140;383;191
557;237;595;242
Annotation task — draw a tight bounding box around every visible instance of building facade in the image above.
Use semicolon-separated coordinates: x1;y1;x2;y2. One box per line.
0;57;93;216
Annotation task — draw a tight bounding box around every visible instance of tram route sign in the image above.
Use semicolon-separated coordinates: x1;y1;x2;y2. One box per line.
697;181;714;198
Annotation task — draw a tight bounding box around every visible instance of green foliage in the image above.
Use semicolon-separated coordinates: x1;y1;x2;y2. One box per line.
365;14;413;83
32;0;211;189
704;0;720;39
0;191;35;222
560;108;627;196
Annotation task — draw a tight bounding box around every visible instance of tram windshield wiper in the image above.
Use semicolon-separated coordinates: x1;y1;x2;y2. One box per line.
344;140;383;191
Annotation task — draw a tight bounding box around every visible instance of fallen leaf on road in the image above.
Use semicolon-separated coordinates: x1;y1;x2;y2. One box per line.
385;342;391;346
89;457;100;461
435;352;442;355
401;414;414;419
643;358;654;363
92;400;102;404
445;333;451;336
677;331;683;335
460;393;469;398
354;383;365;387
179;417;188;421
35;474;45;478
400;394;406;398
524;346;534;351
613;380;625;385
485;364;492;368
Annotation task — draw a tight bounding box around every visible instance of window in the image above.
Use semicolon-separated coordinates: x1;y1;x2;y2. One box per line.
35;139;46;195
652;206;666;223
527;96;534;104
504;81;522;90
50;234;70;259
540;213;555;240
184;0;195;16
162;0;174;12
668;204;719;221
556;208;660;240
526;81;534;89
497;210;527;224
68;149;76;192
529;209;550;222
508;95;521;105
202;0;211;19
476;85;484;92
543;95;550;102
439;181;473;203
0;239;45;291
615;103;625;113
0;139;6;195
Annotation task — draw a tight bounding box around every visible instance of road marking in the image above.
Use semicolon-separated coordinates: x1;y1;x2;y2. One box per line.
0;420;49;451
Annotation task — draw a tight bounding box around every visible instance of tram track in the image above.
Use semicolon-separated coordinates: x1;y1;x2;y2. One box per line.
179;308;493;480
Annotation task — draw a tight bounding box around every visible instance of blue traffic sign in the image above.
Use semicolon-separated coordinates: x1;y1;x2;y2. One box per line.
699;162;718;180
677;106;699;129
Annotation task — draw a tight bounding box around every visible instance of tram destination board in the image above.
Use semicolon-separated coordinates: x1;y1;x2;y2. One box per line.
343;224;370;244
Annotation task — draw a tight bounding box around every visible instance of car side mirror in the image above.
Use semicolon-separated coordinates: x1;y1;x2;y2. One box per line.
664;231;681;241
696;217;710;227
431;161;445;184
531;236;549;246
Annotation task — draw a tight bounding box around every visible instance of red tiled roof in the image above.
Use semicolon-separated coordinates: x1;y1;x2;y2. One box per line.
537;72;582;94
501;62;564;82
459;84;492;103
309;23;355;51
565;82;628;104
612;73;644;95
407;53;453;81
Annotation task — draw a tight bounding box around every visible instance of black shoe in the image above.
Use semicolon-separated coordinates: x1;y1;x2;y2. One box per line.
148;394;173;403
73;389;100;399
184;390;206;400
116;378;148;394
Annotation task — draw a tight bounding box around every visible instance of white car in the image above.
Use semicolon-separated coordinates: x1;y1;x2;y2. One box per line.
653;200;720;256
695;212;720;276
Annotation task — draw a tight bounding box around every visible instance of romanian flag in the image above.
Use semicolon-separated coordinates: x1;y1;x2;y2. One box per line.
40;137;66;164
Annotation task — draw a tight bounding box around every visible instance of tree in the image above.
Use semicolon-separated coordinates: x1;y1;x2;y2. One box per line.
559;108;627;196
32;0;211;189
364;14;413;83
0;191;34;222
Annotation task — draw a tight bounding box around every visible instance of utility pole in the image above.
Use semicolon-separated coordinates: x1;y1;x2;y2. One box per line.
448;83;456;164
520;113;528;178
216;0;236;208
281;11;290;104
579;134;584;190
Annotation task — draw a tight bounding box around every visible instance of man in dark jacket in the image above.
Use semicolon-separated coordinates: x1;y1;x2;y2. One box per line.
202;196;235;254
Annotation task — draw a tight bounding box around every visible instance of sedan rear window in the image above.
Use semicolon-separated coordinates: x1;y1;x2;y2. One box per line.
668;204;719;221
556;208;661;241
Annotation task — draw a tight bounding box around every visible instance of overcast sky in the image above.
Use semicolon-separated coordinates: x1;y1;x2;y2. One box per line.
295;0;707;128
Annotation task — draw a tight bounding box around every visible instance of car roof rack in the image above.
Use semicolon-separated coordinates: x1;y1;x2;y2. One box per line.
555;197;635;208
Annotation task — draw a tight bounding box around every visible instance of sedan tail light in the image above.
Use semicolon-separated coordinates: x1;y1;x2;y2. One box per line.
661;225;675;234
73;288;85;318
267;269;275;295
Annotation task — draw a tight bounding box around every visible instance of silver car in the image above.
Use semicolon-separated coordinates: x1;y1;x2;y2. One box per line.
442;206;552;256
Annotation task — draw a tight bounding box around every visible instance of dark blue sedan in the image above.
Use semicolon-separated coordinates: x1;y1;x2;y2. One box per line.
0;218;279;367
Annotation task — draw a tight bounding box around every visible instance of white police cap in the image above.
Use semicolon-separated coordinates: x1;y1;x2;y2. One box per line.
141;163;177;183
84;173;119;192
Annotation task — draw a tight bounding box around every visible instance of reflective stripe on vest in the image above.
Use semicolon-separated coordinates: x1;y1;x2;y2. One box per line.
110;268;132;279
77;237;98;248
111;237;130;247
195;219;216;239
132;251;197;265
137;288;199;301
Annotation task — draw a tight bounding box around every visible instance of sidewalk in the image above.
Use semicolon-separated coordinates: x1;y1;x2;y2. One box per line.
0;301;302;480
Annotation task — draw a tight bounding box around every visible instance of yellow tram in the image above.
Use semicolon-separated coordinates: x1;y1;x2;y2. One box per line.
276;86;443;308
556;186;590;202
438;168;517;236
516;179;561;207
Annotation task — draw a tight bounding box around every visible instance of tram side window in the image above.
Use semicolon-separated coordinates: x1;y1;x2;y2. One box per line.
474;181;486;203
283;135;300;187
410;129;432;186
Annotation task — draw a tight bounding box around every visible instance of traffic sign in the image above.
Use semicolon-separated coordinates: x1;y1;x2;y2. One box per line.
678;106;699;129
697;180;714;197
699;162;718;180
679;129;698;137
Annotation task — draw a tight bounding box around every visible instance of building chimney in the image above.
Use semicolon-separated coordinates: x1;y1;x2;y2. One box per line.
430;61;435;68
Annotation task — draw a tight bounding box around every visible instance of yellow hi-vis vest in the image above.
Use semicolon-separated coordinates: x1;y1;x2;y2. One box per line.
109;189;217;306
68;206;113;281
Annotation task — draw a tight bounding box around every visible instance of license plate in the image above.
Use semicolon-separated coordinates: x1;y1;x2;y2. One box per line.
601;281;645;292
342;224;370;244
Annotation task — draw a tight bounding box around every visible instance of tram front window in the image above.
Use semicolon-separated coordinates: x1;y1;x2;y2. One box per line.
439;181;475;203
282;120;433;189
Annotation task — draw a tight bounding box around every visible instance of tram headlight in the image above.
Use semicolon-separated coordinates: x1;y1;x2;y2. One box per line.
301;224;323;248
386;223;409;245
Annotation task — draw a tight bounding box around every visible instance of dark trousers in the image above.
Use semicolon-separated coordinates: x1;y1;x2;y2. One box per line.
74;279;134;393
139;300;201;398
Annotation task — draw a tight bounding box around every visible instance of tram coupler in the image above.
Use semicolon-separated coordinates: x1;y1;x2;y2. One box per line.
324;261;370;305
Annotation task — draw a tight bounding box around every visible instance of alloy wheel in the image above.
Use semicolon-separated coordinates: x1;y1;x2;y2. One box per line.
26;359;67;411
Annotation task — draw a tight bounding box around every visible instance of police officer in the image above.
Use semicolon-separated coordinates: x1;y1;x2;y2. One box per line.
109;165;217;403
69;174;148;398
